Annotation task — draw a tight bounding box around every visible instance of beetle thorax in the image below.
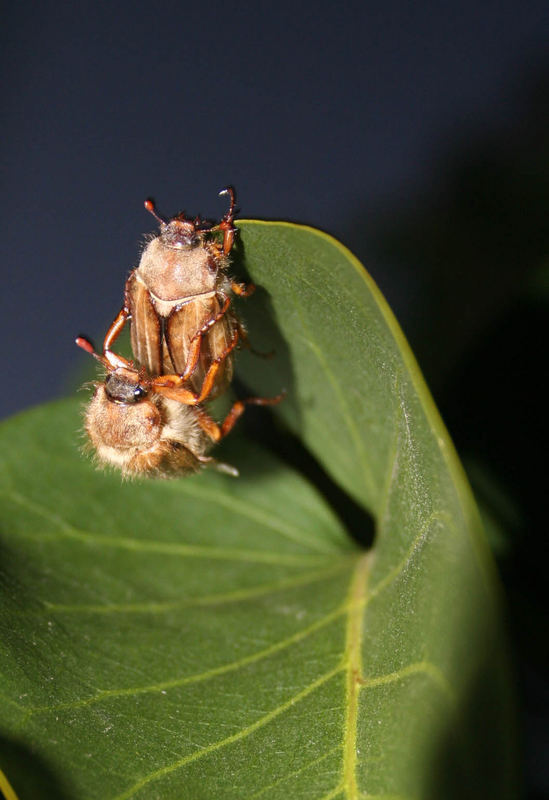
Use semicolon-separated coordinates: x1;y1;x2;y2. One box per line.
137;237;218;301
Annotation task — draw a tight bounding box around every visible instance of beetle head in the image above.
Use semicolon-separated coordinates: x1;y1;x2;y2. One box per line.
144;198;204;250
160;216;200;249
75;337;149;405
104;368;148;404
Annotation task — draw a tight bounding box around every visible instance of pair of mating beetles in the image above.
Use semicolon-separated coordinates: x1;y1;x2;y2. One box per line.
77;189;281;478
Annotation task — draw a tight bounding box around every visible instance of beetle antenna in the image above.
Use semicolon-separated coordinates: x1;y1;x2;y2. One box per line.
219;186;237;221
75;336;109;368
144;198;167;225
75;336;96;355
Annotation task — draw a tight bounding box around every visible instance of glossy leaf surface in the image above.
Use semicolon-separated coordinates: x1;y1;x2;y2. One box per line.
0;222;513;799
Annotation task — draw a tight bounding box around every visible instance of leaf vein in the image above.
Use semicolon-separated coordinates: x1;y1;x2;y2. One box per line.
369;511;452;599
343;553;372;800
248;744;342;799
21;602;349;720
2;489;325;566
358;660;455;705
111;667;343;800
42;561;352;615
167;481;338;554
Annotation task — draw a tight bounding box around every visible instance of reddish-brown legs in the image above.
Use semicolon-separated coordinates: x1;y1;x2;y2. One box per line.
102;307;131;369
231;280;255;297
217;186;237;255
190;296;232;343
76;327;240;408
151;328;241;405
103;291;244;384
79;307;242;407
193;391;286;443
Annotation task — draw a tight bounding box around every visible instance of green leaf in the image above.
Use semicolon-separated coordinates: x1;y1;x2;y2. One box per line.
0;222;514;799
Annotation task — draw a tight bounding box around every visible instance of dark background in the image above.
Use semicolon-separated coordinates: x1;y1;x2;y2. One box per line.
2;0;547;796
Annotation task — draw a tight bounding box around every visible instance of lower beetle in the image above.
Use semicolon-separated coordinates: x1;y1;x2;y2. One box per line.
76;337;283;478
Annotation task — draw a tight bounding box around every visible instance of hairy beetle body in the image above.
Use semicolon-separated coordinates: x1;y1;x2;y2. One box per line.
84;382;213;478
127;241;236;396
76;336;284;479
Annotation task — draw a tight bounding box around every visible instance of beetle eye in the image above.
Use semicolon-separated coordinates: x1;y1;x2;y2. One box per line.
105;374;147;404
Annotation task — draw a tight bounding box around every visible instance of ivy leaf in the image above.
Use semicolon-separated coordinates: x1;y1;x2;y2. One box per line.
0;222;514;799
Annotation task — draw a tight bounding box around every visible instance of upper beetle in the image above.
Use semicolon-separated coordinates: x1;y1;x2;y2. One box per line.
103;187;254;398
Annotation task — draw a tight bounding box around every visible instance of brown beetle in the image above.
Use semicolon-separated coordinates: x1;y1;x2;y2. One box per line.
102;187;253;399
76;336;283;478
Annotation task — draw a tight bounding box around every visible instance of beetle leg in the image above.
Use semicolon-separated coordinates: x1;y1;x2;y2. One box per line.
193;327;240;402
220;221;236;256
195;452;239;477
174;335;203;382
173;296;235;385
152;328;240;405
234;317;275;359
189;296;232;343
219;187;237;255
192;406;224;442
205;187;238;255
103;307;132;369
209;220;236;256
149;381;202;405
194;392;286;442
219;392;286;437
231;280;255;297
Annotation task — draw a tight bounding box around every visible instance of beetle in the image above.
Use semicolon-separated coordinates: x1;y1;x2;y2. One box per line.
102;187;254;399
76;336;283;478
